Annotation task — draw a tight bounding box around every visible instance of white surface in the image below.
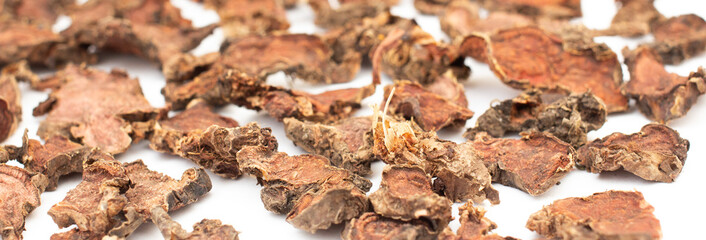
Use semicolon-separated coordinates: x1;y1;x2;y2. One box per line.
8;0;706;239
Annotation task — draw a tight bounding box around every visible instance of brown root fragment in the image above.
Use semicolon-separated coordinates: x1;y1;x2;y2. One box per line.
369;165;452;231
649;14;706;64
623;46;706;123
151;207;239;240
47;152;131;236
438;202;517;240
371;115;499;204
202;0;289;39
381;79;473;131
342;212;437;240
175;123;278;179
0;164;48;240
526;190;662;240
577;124;689;183
0;0;74;28
414;0;454;15
465;90;607;148
150;99;239;154
34;64;164;154
0;21;93;68
308;0;394;29
475;0;581;19
459;27;628;113
469;131;575;196
0;62;23;142
237;146;371;233
20;133;92;191
441;1;534;40
596;0;665;37
283;116;376;175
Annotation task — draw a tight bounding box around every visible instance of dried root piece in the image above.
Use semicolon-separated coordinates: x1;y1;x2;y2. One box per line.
414;0;453;15
372;116;499;204
577;124;689;183
465;90;607;148
469;131;575;196
0;164;48;240
20;133;92;191
0;22;93;67
371;26;470;85
441;1;533;40
342;213;437;240
0;62;23;142
597;0;665;37
649;14;706;64
219;34;361;84
163;69;375;121
203;0;289;39
151;207;239;240
438;202;517;240
237;146;371;233
369;165;452;231
623;46;706;123
33;65;164;154
175;123;278;179
526;190;662;240
48;152;131;237
0;0;74;28
283;116;375;175
476;0;581;19
381;79;473;131
150;99;239;154
460;27;628;112
308;0;395;29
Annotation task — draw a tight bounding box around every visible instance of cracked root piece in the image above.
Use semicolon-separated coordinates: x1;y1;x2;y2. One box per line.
527;190;662;240
342;212;437;240
20;133;92;191
577;124;689;183
0;164;48;240
203;0;289;39
439;202;517;240
0;62;25;142
649;14;706;65
151;207;239;240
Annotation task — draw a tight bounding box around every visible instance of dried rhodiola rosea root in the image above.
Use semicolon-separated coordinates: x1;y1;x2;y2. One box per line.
476;0;581;19
0;164;48;240
63;0;217;65
440;1;534;40
438;202;516;240
202;0;289;39
150;99;239;154
577;124;689;183
622;46;706;123
163;69;374;121
175;123;278;179
33;64;165;154
0;0;74;28
151;208;239;240
369;165;452;231
526;190;662;240
381;77;474;131
597;0;665;37
465;90;607;148
342;212;437;240
0;62;24;142
371;26;470;85
372;115;499;204
469;131;575;196
237;146;372;233
19;133;93;191
460;27;628;113
649;14;706;65
283;116;375;175
308;0;395;29
0;21;93;68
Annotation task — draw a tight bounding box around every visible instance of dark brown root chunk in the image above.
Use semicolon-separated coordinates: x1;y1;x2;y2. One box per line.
175;123;278;179
0;62;24;142
342;212;437;240
151;207;239;240
649;14;706;65
308;0;395;29
475;0;581;19
20;133;92;191
465;90;607;148
202;0;289;39
623;46;706;123
237;146;371;233
577;124;689;183
372;116;499;204
369;165;452;231
438;202;517;240
381;76;473;131
283;116;376;175
460;27;628;113
469;131;575;196
596;0;665;37
526;190;662;240
150;99;239;154
34;65;164;154
0;164;48;240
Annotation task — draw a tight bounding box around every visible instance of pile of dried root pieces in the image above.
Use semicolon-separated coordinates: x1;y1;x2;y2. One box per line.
0;0;702;239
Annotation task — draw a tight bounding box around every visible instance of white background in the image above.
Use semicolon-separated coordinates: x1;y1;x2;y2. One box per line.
7;0;705;239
